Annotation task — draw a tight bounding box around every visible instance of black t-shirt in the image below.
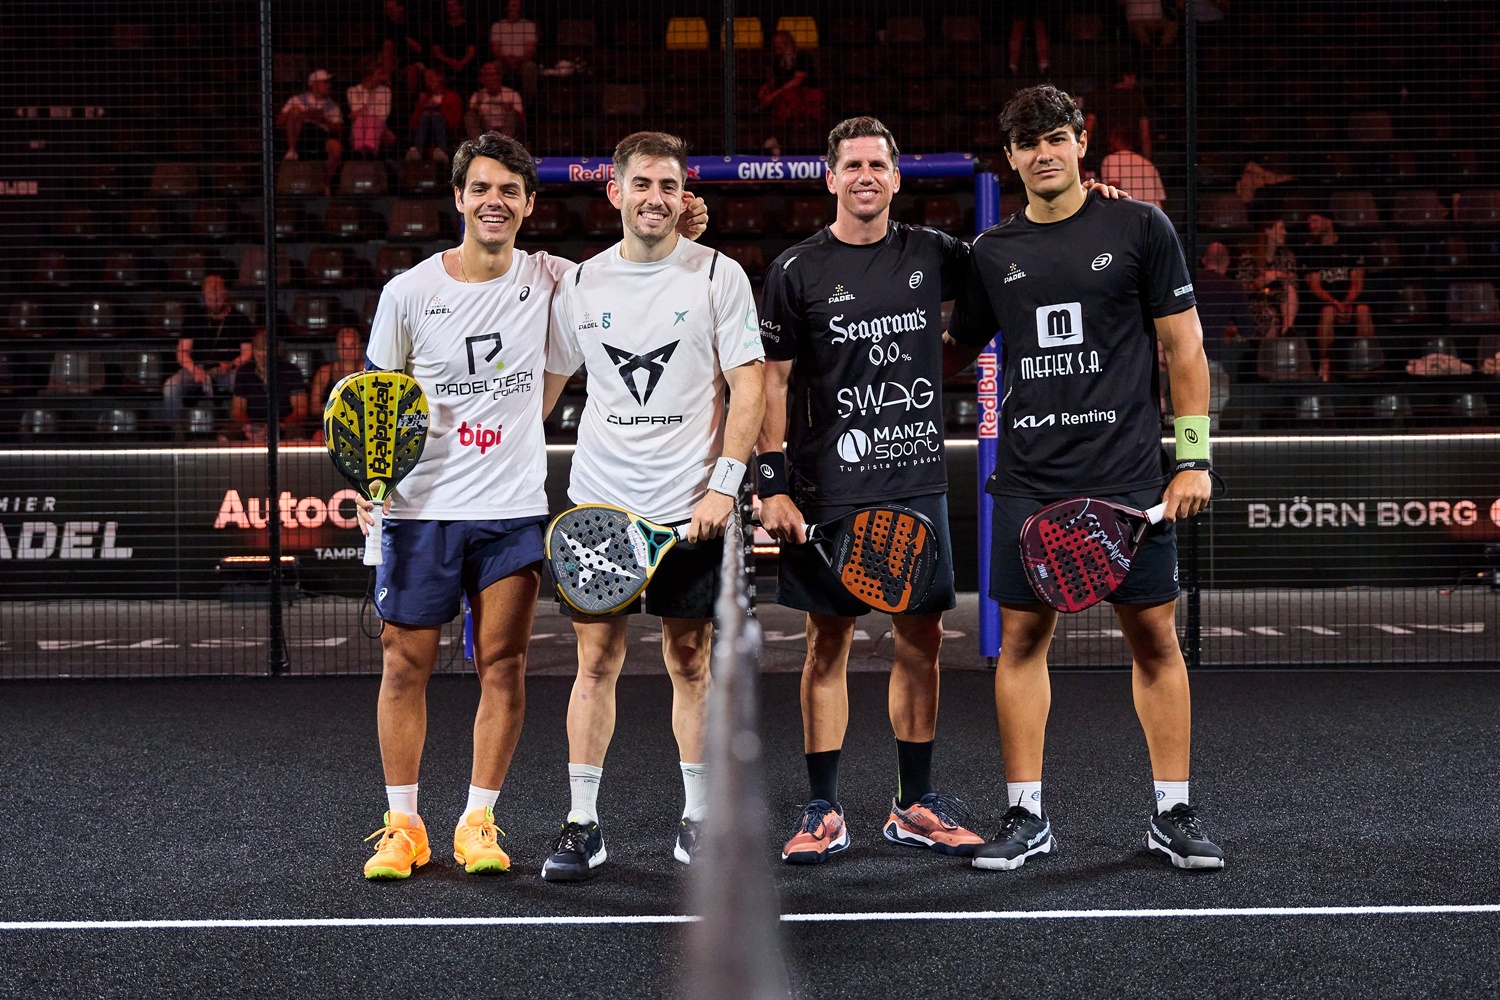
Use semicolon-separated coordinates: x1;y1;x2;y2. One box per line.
951;196;1195;498
760;223;968;505
1301;240;1362;300
189;308;252;369
232;361;306;423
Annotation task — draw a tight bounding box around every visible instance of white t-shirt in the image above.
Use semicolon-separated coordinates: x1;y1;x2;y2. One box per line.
547;238;764;523
490;19;537;59
1100;149;1167;209
367;248;572;520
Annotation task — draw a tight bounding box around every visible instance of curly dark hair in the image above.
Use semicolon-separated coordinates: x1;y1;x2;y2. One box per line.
450;131;539;197
999;85;1086;148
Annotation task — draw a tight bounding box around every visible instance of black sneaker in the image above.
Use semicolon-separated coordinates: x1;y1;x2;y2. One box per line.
541;819;606;882
674;816;703;864
1146;803;1225;869
972;805;1056;871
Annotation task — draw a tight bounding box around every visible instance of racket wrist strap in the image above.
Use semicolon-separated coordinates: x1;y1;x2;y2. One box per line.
755;452;789;497
1173;415;1211;463
708;456;747;497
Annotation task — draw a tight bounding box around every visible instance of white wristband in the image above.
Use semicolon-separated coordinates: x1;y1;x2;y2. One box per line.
708;456;747;496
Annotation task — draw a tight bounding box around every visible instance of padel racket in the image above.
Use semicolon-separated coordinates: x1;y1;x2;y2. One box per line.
546;504;682;615
804;505;940;614
1019;498;1167;613
323;370;430;566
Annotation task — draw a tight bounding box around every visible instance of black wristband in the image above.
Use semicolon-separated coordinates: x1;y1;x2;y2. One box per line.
1174;458;1213;474
756;452;789;497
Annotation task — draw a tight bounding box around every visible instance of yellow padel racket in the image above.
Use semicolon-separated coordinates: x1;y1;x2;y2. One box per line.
323;370;430;566
546;504;682;615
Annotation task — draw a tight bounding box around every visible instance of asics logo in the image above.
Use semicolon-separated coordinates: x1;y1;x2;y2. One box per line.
603;340;679;406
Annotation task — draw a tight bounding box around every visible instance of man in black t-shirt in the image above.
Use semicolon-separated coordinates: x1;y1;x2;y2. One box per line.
948;86;1224;872
230;330;309;442
757;117;985;864
1303;213;1372;382
161;274;252;428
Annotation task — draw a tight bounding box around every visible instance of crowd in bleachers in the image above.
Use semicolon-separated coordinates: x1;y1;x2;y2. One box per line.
1;1;1498;441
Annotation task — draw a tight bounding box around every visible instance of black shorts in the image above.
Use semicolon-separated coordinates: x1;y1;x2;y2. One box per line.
988;486;1179;607
295;126;335;160
555;533;723;621
775;491;957;618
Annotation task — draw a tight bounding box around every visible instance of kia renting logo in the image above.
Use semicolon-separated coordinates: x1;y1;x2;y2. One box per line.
1013;413;1056;429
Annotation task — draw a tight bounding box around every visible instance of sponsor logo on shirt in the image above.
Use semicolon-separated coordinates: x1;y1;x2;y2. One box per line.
828;309;927;345
1174;283;1194;297
424;295;452;316
836;377;935;419
1013;413;1056;429
827;283;857;304
760;319;782;343
464;332;504;375
1004;263;1027;284
579;312;600;331
1091;253;1113;271
519;285;531;301
909;271;923;289
456;420;502;454
602;312;612;329
1019;350;1103;380
1035;302;1084;347
674;310;689;325
836;420;942;469
1012;409;1117;429
603;340;679;406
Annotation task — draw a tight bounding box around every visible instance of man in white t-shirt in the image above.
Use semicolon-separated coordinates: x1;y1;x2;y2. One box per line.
538;132;766;881
356;132;709;883
489;0;537;109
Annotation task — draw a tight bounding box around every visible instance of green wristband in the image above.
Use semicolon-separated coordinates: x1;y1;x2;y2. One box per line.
1174;415;1211;462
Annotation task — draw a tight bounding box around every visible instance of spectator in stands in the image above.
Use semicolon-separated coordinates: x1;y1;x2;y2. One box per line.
1236;217;1300;340
1085;70;1152;164
230;330;309;443
278;69;344;191
466;60;525;139
431;0;478;97
1099;126;1165;209
1123;0;1178;48
1302;213;1373;382
162;274;252;428
408;67;462;162
348;58;396;157
1194;242;1249;372
309;326;364;414
759;31;819;125
1007;1;1051;75
381;0;426;94
489;0;538;112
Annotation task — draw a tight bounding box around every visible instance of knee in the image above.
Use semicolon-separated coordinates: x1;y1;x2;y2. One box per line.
476;650;526;687
381;654;431;693
576;647;624;687
666;638;712;686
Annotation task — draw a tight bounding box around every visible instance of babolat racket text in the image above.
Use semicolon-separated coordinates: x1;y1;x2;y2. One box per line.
1019;498;1167;613
805;505;939;614
323;370;430;567
547;504;682;615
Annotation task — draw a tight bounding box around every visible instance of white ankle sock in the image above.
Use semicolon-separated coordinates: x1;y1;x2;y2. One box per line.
1155;780;1190;813
1006;781;1043;817
385;783;419;816
568;763;603;824
680;762;708;821
465;784;500;816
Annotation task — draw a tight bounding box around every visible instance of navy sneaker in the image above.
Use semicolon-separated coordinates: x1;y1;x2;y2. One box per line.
1146;803;1225;870
541;819;606;882
972;805;1056;871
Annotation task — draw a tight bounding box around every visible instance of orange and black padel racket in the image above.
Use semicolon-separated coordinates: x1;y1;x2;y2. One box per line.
805;505;940;614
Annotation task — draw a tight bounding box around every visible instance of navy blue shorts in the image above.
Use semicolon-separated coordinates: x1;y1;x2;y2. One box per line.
988;486;1179;607
775;492;957;618
554;533;723;621
374;516;546;626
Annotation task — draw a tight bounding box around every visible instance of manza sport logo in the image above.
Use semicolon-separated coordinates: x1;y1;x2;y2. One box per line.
604;340;679;406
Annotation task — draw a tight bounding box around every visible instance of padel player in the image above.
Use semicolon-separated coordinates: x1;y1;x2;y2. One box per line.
538;132;765;881
756;117;985;863
947;86;1224;870
355;131;707;880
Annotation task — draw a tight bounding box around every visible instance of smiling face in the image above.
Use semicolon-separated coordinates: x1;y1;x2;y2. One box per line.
608;153;684;250
454;155;534;252
1006;125;1087;201
826;135;900;225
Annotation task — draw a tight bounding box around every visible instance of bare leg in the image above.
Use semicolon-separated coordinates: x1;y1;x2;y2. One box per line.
801;612;856;752
377;622;442;785
1115;601;1192;781
661;617;714;762
467;569;538;790
566;617;630;766
888;612;943;742
993;604;1059;781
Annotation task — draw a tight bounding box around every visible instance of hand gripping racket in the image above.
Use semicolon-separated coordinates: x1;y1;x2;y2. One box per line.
323;370;430;567
546;504;682;615
805;505;940;614
1019;498;1167;613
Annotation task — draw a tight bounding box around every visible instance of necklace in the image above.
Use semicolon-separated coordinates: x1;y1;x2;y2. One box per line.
455;248;470;283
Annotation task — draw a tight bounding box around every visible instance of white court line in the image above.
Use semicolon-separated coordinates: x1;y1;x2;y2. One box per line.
5;904;1500;932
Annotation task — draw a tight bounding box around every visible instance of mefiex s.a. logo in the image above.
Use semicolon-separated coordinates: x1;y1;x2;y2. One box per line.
1035;302;1083;347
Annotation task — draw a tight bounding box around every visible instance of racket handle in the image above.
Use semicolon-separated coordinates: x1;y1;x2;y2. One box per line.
363;507;384;566
1144;502;1168;525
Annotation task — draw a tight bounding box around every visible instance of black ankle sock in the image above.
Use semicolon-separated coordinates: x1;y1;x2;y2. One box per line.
895;739;934;808
805;749;841;805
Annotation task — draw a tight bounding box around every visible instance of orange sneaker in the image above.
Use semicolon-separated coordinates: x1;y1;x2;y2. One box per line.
363;810;431;879
454;806;511;874
883;792;985;857
781;800;850;864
